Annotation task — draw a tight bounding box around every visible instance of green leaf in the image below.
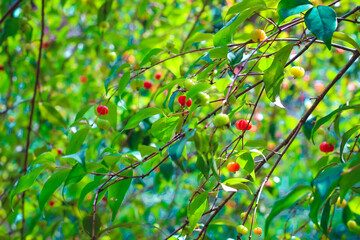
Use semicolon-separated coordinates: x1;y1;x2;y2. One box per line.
222;178;252;194
312;164;344;200
226;0;267;16
214;8;258;47
209;219;237;228
75;105;93;122
263;44;294;102
118;72;131;97
227;47;245;66
265;185;311;237
209;46;229;59
66;127;90;155
348;197;360;215
215;78;231;93
163;53;182;78
38;102;67;128
0;18;20;46
304;6;337;50
39;169;70;212
340;125;360;162
310;189;323;230
239;152;255;180
10;166;47;207
31;152;55;166
83;214;101;237
339;158;360;198
196;154;210;179
186;32;214;47
321;199;331;236
140;48;163;67
302;116;317;141
151;116;179;142
168;136;189;161
108;170;133;221
188;191;208;232
78;179;107;208
311;105;360;143
186;82;211;99
333;32;360;52
138;145;158;157
62;151;87;171
124;107;164;130
277;0;313;23
97;0;113;24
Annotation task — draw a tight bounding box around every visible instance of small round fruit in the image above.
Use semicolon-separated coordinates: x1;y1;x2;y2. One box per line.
290;66;305;78
155;72;162;80
319;142;335;153
150;55;160;65
186;98;192;107
79;75;88;83
143;81;153;90
336;197;347;208
236;225;249;235
56;149;63;155
106;52;117;62
251;29;266;42
0;65;4;71
196;92;210;105
314;81;325;93
130;79;143;91
97;105;109;116
240;212;246;220
127;55;135;64
227;162;240;173
347;220;357;230
214;113;230;127
253;227;262;236
180;67;188;76
99;21;110;31
8;116;15;122
42;41;51;49
166;41;175;50
96;119;111;130
184;78;195;89
49;200;55;207
235;119;252;131
178;95;186;106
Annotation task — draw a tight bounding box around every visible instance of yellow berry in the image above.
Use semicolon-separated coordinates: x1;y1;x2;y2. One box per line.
290;66;305;78
251;29;266;42
347;220;357;230
336;197;347;208
236;225;249;235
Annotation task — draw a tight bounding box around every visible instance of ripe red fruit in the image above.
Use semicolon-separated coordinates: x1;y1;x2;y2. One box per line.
42;41;51;49
235;119;252;131
56;149;63;155
49;200;55;207
155;72;162;80
319;142;335;153
144;81;153;89
79;75;88;83
97;105;109;116
227;162;240;173
178;95;186;106
186;98;192;107
0;65;4;71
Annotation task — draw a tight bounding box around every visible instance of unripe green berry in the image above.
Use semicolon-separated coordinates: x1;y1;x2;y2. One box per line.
184;78;195;89
214;113;230;127
130;79;143;91
236;225;249;235
347;220;357;230
150;55;160;65
228;95;237;104
96;119;111;130
106;52;117;62
166;41;175;50
196;92;210;105
99;21;110;31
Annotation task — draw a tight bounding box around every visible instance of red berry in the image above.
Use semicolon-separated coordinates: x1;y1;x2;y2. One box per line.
0;65;4;71
42;41;51;49
144;81;153;89
178;95;186;106
155;72;162;80
186;98;192;107
56;149;63;155
49;200;55;207
319;142;334;153
97;105;109;116
227;162;240;173
79;75;88;83
235;119;252;131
